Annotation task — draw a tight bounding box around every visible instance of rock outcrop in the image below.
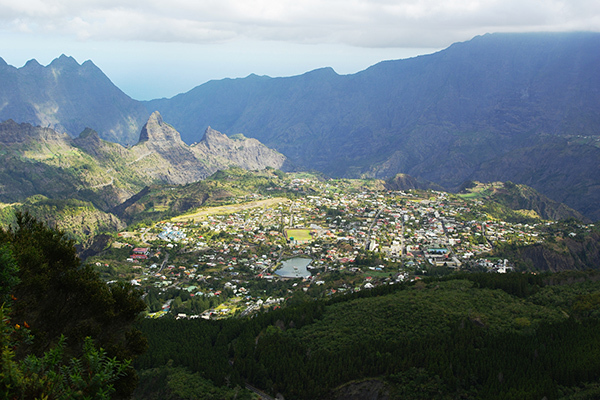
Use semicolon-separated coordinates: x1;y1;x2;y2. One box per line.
130;112;287;185
192;127;288;172
133;111;207;184
138;112;184;145
0;114;287;210
385;173;442;191
0;119;71;145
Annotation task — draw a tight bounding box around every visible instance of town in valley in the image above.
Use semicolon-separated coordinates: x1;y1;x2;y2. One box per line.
90;172;594;320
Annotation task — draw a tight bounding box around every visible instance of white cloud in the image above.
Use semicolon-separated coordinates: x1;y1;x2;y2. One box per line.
1;0;599;100
0;0;598;48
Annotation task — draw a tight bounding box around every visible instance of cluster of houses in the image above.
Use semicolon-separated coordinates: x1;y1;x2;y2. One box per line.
129;247;149;261
158;224;187;242
106;178;577;319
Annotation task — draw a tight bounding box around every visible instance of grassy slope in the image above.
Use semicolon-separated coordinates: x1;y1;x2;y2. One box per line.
0;196;125;243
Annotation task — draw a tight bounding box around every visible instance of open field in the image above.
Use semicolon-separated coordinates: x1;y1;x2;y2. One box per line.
171;197;291;223
459;190;492;200
458;182;504;200
286;228;313;243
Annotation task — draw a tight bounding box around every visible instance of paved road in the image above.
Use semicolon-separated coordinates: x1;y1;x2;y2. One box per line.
157;252;169;274
288;202;295;228
363;207;383;250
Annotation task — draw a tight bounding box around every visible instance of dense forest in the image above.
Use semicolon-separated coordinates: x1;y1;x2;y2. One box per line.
135;271;600;399
0;213;147;399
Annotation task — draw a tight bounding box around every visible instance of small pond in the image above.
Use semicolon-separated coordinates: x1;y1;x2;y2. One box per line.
275;257;312;278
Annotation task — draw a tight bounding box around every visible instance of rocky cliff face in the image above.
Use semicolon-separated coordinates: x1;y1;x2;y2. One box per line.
130;112;288;185
0;119;71;145
505;232;600;272
133;111;208;184
0;114;287;210
138;112;183;144
192;127;288;172
490;183;587;222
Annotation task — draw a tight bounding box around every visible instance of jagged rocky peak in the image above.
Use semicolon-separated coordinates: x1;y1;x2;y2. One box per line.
0;119;67;145
200;126;230;147
80;59;102;74
23;59;43;70
138;111;183;144
194;125;288;172
74;128;101;148
49;54;80;69
0;57;15;72
78;127;100;140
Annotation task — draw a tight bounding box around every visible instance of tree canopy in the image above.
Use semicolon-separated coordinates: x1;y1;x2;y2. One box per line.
0;212;147;398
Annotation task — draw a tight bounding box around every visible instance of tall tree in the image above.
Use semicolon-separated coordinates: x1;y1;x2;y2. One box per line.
0;212;147;397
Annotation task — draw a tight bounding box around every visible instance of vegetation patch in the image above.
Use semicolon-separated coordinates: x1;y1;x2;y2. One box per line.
286;228;313;243
171;197;290;223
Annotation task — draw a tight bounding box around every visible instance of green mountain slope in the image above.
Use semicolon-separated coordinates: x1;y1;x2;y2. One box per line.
0;196;125;244
0;119;139;208
110;167;288;224
491;221;600;272
458;181;587;222
0;116;288;253
0;116;287;211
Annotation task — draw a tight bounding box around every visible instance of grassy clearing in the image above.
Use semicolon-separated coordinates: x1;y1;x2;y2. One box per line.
286;228;313;242
171;197;291;223
458;182;504;200
363;270;395;278
459;190;490;200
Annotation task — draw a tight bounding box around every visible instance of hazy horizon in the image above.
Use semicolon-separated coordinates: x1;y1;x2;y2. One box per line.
0;39;440;101
1;0;599;100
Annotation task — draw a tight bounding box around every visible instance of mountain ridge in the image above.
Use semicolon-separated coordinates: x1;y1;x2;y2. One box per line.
1;32;600;219
0;113;287;210
0;55;149;144
144;32;600;220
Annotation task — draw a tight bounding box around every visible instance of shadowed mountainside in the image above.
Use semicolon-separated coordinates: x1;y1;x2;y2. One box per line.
147;32;600;220
1;33;599;219
0;55;148;144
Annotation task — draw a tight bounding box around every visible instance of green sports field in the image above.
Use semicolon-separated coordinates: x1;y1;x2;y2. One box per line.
286;228;312;242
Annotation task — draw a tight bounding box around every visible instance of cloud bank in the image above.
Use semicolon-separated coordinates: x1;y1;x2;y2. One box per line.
1;0;599;48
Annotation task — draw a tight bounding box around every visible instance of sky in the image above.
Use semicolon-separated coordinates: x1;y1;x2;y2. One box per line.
1;0;599;100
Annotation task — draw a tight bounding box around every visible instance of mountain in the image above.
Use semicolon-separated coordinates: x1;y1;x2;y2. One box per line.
133;111;288;184
0;114;287;211
110;167;287;223
0;196;126;244
458;181;587;222
2;33;599;219
0;118;149;209
146;32;600;220
495;231;600;272
0;54;148;144
385;173;443;191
